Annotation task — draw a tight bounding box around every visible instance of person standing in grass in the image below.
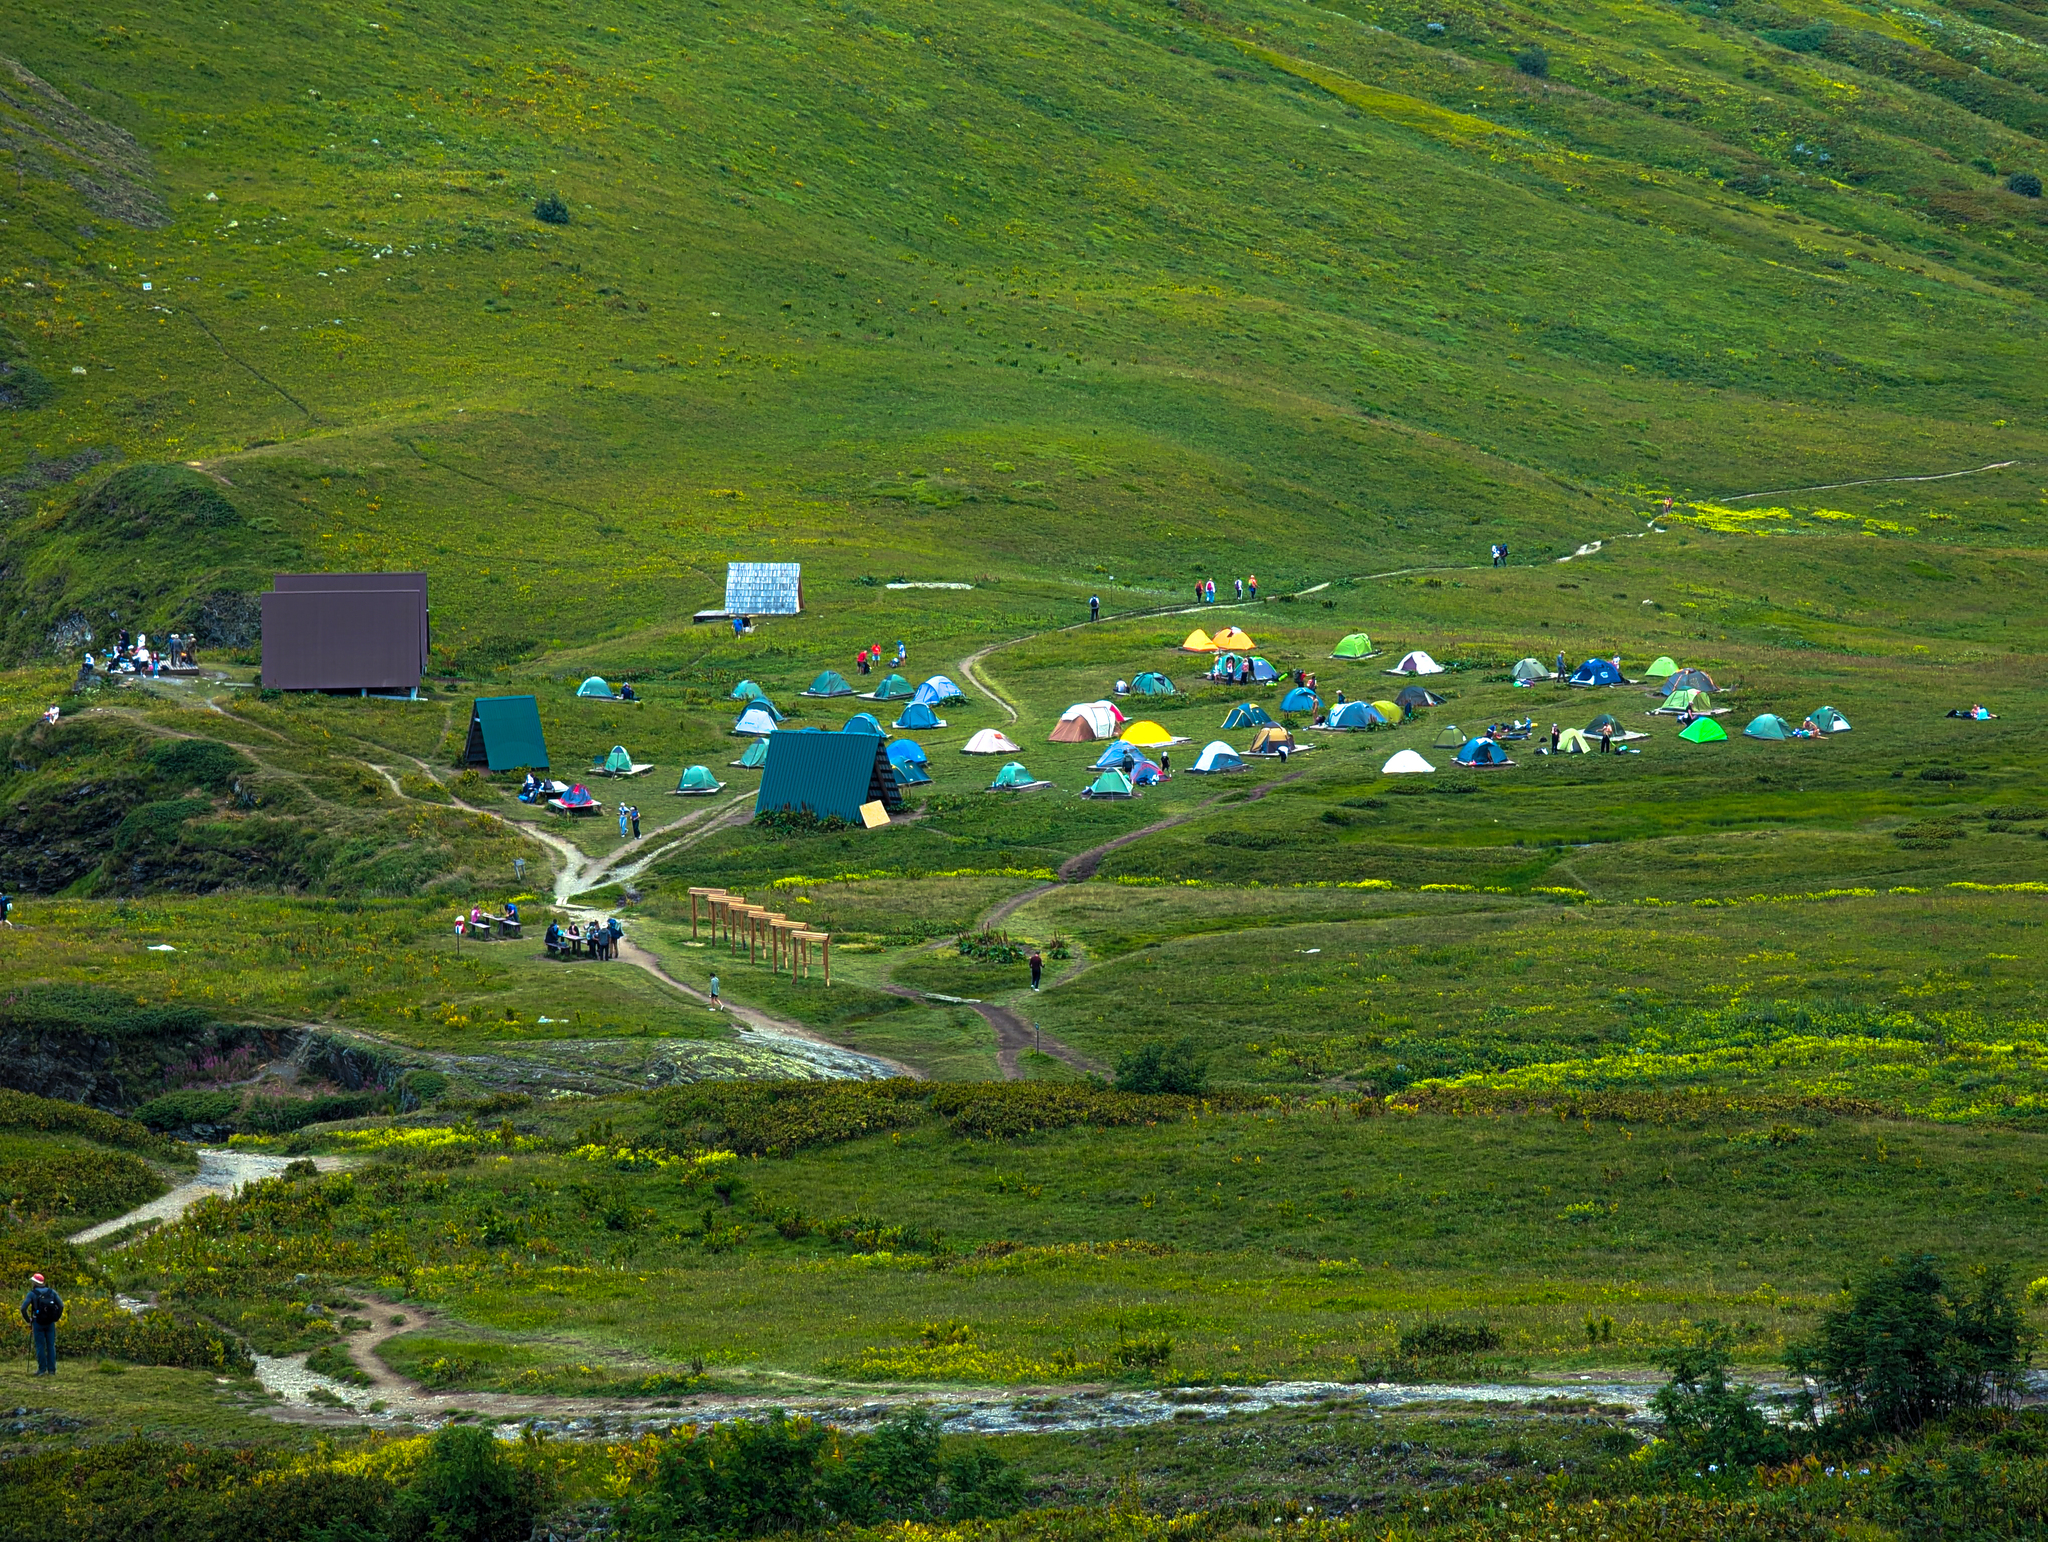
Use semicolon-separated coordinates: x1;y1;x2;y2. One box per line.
20;1273;61;1376
709;974;722;1010
629;806;641;839
1234;577;1244;601
1248;574;1257;600
1030;950;1043;991
618;805;631;839
1549;723;1560;752
1089;595;1100;622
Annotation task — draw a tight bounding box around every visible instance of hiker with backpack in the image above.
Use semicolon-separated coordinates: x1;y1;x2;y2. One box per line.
21;1273;61;1375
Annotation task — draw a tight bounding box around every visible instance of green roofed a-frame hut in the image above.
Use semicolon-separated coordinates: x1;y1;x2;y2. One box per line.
464;695;549;771
756;730;903;822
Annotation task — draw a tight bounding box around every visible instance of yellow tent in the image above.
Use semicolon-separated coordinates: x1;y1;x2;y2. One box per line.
1120;720;1174;747
1557;728;1595;754
1181;629;1217;652
1211;626;1254;650
1371;699;1405;722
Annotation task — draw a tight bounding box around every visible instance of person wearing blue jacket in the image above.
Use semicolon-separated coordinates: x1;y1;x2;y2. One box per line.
20;1273;61;1375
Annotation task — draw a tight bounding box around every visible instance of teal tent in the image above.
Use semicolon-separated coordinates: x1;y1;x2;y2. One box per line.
1221;703;1273;729
576;676;615;699
730;679;767;702
841;712;886;736
1744;714;1793;740
1082;769;1134;799
731;737;770;768
602;744;633;773
989;761;1042;790
1131;672;1176;696
676;765;724;794
464;695;549;771
756;730;902;822
804;670;854;698
869;673;915;700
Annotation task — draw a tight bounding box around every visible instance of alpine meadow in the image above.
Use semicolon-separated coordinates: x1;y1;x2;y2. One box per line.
5;0;2048;1534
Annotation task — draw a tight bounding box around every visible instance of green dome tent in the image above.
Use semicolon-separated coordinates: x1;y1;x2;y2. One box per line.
1643;656;1680;680
868;673;915;700
1662;688;1711;714
732;738;770;768
1811;706;1851;733
1331;633;1375;659
577;676;615;699
1082;769;1135;799
1431;723;1466;749
1744;714;1793;740
676;765;724;794
1512;657;1551;682
1679;717;1728;743
803;670;854;698
1131;672;1176;696
730;679;767;702
603;744;633;773
1221;703;1274;729
989;761;1043;790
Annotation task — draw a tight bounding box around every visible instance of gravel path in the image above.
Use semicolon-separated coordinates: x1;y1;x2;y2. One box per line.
69;1148;353;1246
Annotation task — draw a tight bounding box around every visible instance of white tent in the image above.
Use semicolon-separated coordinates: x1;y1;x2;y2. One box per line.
1092;698;1127;725
1059;701;1121;739
731;705;780;736
1381;749;1435;774
1386;650;1445;676
1190;740;1245;774
962;728;1021;755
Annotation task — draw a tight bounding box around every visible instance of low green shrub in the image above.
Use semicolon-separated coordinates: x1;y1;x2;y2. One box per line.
652;1080;926;1156
0;1087;184;1157
1114;1037;1209;1096
132;1089;240;1130
0;1299;254;1373
0;1149;162;1220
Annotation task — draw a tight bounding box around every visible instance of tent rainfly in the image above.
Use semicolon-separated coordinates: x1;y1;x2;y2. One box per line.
1279;686;1320;713
1131;672;1176;696
732;737;770;769
730;680;767;702
803;671;854;698
1370;699;1406;723
601;745;635;774
1568;658;1624;688
1454;737;1511;767
1432;723;1466;748
1055;701;1120;739
1679;717;1729;743
1811;706;1851;733
1083;769;1135;799
1331;633;1376;659
725;562;803;616
1091;742;1156;772
1644;656;1680;680
1661;689;1712;714
913;675;965;705
261;572;428;693
675;765;724;794
1744;714;1794;740
1663;668;1717;696
1247;725;1297;756
867;673;916;701
1221;703;1274;729
989;761;1043;790
1120;720;1175;747
893;701;945;730
1327;700;1385;730
886;738;928;768
732;704;781;736
892;758;932;786
1512;658;1551;682
1556;728;1595;754
755;729;902;821
464;695;549;771
1181;629;1218;653
1395;686;1445;710
962;728;1021;755
1189;740;1245;773
1130;761;1162;786
840;712;886;736
1211;626;1255;651
577;676;616;699
1048;715;1100;744
1387;650;1445;676
1381;749;1435;774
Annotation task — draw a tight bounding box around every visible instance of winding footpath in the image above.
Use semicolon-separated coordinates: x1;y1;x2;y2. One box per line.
70;1148;354;1247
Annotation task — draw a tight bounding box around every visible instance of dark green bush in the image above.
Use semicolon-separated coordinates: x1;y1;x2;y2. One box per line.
534;192;571;224
1650;1325;1790;1471
1400;1321;1503;1358
1114;1037;1209;1096
0;1149;161;1220
72;464;241;540
0;356;53;410
1788;1255;2036;1436
147;737;250;791
1514;45;1549;76
239;1091;394;1132
653;1080;926;1156
2008;171;2042;198
389;1424;546;1542
0;1085;184;1156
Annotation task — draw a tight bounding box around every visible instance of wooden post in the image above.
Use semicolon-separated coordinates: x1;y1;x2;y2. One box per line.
771;919;802;973
758;914;787;970
688;886;725;940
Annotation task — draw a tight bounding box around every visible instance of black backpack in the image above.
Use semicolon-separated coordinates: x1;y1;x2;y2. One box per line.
27;1289;61;1326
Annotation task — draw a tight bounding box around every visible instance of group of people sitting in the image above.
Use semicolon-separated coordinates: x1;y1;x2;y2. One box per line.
1947;704;1998;720
459;901;520;937
79;630;195;684
545;916;623;960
